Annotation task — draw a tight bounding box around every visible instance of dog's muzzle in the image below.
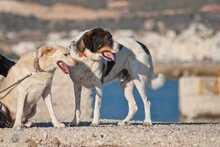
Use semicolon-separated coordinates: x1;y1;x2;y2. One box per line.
101;51;116;62
57;61;70;74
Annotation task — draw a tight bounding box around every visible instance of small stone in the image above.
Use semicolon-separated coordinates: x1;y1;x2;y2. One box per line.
51;137;61;147
92;134;97;138
210;138;215;142
100;134;104;138
25;139;37;147
43;132;48;140
11;134;19;143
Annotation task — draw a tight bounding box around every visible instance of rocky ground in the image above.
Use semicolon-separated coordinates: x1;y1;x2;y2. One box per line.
0;121;220;147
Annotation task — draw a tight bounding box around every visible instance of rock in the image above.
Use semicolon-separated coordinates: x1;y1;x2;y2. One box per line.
11;134;19;143
25;139;37;147
51;137;61;147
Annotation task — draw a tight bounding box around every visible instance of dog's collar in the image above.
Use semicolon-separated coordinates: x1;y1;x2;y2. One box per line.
34;50;45;72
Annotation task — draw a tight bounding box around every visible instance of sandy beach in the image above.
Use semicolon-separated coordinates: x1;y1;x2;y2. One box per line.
0;121;220;147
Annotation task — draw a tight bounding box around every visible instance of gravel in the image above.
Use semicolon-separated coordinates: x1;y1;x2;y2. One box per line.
0;121;220;147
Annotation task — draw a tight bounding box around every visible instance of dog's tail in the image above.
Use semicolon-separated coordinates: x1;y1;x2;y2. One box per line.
150;73;166;90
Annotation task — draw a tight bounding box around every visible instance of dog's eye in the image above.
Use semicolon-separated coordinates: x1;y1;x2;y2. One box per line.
64;53;70;56
98;44;103;49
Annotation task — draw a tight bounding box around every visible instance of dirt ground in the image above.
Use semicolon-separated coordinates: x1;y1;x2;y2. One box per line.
0;121;220;147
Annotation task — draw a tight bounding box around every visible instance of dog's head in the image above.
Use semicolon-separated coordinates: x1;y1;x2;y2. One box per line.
37;45;75;74
75;28;116;61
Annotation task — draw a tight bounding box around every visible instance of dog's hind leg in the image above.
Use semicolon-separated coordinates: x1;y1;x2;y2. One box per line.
13;92;26;129
80;87;93;120
22;105;36;128
91;86;102;126
118;81;137;126
71;82;81;126
43;94;65;128
133;75;152;126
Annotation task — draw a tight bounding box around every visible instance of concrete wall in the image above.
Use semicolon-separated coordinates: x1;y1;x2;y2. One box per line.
179;76;220;120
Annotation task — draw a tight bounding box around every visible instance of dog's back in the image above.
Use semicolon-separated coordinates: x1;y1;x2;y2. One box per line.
110;37;165;89
0;52;35;91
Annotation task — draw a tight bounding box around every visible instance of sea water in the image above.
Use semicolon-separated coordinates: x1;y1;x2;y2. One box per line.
100;80;179;122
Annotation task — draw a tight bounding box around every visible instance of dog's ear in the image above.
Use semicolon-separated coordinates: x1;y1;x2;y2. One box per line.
76;38;86;52
38;46;56;58
91;28;113;52
104;31;112;44
76;31;94;53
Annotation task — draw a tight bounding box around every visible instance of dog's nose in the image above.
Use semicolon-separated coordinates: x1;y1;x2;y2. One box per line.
71;58;76;66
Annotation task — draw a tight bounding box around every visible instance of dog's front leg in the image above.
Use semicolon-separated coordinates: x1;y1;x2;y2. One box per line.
71;82;81;126
43;93;65;128
13;92;26;129
91;86;102;126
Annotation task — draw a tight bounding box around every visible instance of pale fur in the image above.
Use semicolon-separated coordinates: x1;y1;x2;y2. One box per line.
68;32;165;126
69;48;104;126
0;45;75;129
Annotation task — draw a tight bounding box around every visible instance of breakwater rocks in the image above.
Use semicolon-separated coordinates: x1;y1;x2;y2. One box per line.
2;23;219;62
1;23;219;77
0;22;220;63
0;0;219;32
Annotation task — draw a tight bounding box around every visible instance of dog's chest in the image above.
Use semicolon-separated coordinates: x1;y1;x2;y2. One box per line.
103;50;130;82
25;73;52;102
70;61;102;86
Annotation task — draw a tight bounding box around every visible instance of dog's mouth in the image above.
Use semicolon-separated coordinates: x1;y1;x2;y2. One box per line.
57;61;70;74
101;51;115;61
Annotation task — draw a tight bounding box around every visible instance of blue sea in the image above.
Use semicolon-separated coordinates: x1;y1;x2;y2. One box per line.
100;80;179;122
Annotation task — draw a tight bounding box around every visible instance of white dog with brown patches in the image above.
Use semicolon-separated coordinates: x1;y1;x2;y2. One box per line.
0;45;75;128
68;28;165;126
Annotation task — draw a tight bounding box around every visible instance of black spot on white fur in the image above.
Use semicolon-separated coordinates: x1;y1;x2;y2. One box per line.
136;41;150;55
101;61;115;82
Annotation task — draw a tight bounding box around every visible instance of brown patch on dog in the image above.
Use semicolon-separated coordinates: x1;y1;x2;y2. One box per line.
76;28;113;53
38;46;57;57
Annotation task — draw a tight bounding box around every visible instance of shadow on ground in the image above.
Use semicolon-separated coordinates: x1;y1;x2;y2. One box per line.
33;121;219;128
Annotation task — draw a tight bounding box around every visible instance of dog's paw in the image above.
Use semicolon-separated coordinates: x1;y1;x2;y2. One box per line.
53;122;65;128
13;124;23;130
118;121;131;126
91;121;100;127
143;121;152;127
70;119;80;126
24;121;33;128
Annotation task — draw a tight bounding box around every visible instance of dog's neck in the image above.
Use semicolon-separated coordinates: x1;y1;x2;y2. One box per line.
34;56;45;72
33;51;56;74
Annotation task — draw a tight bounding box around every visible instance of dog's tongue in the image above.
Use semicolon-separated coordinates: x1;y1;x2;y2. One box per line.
57;61;70;74
102;51;115;61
